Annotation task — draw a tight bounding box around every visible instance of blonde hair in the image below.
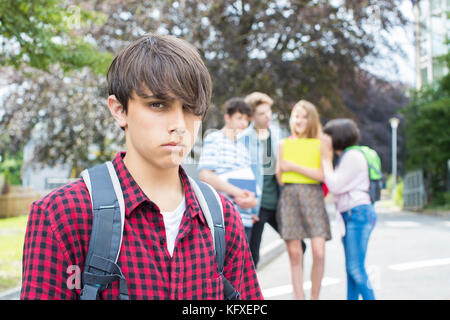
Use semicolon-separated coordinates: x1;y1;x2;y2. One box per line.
244;92;274;113
289;100;321;139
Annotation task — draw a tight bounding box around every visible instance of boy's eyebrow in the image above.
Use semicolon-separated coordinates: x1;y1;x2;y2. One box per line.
140;92;176;102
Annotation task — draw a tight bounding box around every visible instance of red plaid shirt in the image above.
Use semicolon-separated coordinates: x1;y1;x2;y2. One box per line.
21;152;262;300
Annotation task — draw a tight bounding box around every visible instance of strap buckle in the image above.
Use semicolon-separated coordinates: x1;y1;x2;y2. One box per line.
80;284;100;300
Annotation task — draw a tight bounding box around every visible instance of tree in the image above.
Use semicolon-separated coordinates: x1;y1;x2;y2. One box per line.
0;0;409;174
1;66;122;175
0;0;115;176
155;0;407;121
340;69;409;174
401;49;450;204
0;0;112;74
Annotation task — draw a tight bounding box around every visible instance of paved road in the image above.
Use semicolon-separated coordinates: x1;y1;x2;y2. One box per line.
256;206;450;300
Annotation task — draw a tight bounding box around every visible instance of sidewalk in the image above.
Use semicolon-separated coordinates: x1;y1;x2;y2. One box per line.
0;286;20;300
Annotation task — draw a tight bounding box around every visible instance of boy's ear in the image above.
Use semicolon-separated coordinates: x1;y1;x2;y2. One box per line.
107;95;127;129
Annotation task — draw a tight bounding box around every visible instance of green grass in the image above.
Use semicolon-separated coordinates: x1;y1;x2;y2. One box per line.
424;203;450;211
0;214;28;292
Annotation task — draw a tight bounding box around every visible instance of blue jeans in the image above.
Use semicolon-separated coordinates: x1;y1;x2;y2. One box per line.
341;204;377;300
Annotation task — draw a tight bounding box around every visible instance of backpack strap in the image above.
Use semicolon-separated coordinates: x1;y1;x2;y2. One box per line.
338;148;370;193
188;177;240;300
339;147;382;203
79;162;238;300
80;162;128;300
344;146;383;178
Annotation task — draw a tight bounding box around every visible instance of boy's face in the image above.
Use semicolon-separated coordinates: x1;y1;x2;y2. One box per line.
224;112;249;133
252;103;272;130
108;88;202;169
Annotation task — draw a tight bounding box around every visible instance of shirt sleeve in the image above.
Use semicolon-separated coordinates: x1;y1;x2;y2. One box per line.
20;202;77;300
324;150;367;195
220;195;263;300
197;133;220;171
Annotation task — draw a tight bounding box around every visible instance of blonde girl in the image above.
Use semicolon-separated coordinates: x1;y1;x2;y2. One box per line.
276;100;331;300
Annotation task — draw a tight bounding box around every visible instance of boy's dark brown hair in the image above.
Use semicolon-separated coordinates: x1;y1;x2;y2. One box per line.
107;34;212;118
225;98;252;117
323;118;360;151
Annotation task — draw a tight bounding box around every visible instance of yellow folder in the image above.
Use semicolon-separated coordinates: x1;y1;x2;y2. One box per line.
281;138;321;184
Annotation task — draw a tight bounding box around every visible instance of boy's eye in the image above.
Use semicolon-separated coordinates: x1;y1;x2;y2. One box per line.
183;104;194;113
149;102;165;109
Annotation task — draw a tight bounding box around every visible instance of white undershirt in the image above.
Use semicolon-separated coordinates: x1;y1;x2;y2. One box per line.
160;196;186;257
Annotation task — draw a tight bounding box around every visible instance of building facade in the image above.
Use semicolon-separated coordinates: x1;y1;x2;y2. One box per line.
414;0;450;89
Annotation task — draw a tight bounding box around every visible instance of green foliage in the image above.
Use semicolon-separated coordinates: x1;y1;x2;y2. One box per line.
402;98;450;201
404;98;450;169
0;215;28;291
386;174;403;207
0;0;409;176
424;191;450;210
401;47;450;203
395;180;403;207
0;152;23;186
0;0;112;74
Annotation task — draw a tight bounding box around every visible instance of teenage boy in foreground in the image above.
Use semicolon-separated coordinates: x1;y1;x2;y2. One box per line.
20;34;262;300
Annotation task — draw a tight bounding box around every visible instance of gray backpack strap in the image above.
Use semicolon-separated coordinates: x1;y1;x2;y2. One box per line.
80;162;128;300
189;178;240;300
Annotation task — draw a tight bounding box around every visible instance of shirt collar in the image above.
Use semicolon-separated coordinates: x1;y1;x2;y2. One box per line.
112;152;206;225
179;166;207;225
112;152;149;218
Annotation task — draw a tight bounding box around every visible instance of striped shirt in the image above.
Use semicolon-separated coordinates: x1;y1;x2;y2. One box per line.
198;130;254;227
198;130;252;174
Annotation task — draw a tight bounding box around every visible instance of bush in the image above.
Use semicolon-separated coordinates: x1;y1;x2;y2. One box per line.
0;153;23;193
402;97;450;203
395;180;403;207
401;46;450;204
386;174;403;207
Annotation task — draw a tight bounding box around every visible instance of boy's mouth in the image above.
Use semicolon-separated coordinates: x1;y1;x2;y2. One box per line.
161;141;186;152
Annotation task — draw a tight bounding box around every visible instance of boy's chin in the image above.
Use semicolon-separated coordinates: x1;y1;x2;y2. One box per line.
161;153;187;168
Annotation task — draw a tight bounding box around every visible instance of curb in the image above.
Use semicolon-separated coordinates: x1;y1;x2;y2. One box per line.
411;210;450;219
0;286;20;300
255;224;286;272
257;238;285;271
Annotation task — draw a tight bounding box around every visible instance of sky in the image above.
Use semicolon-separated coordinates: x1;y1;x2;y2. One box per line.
363;0;416;87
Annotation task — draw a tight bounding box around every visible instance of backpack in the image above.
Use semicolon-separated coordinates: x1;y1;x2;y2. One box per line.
342;146;384;203
79;161;240;300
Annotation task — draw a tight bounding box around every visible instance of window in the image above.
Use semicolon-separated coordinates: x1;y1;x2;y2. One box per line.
432;59;447;80
420;67;429;85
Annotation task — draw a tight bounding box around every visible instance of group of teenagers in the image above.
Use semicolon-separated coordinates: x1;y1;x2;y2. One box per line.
197;92;377;301
21;33;376;300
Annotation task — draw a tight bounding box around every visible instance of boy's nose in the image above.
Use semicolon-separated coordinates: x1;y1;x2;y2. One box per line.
168;104;187;134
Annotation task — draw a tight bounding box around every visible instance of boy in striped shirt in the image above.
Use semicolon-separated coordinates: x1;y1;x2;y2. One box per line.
198;98;259;241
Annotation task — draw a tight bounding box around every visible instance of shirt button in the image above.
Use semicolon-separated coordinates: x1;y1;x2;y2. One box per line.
160;238;166;245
